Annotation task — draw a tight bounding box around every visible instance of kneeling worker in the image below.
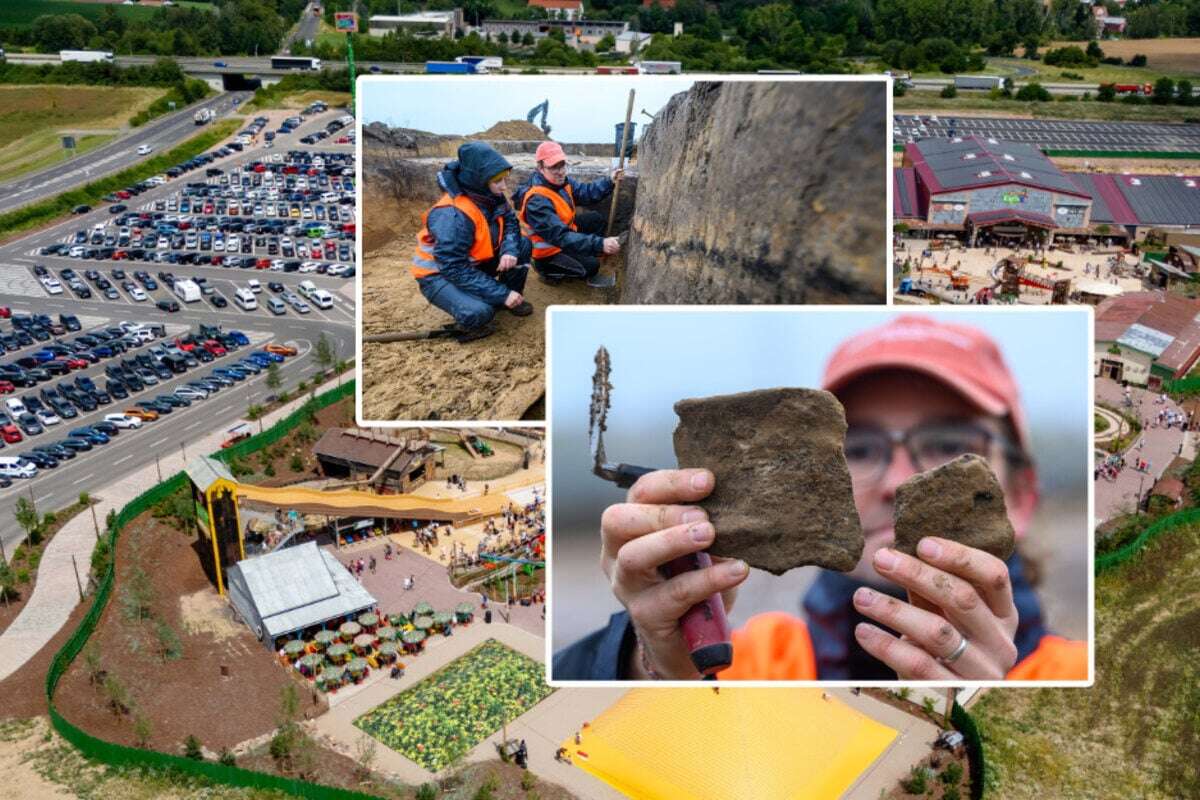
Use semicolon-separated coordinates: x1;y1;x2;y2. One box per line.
413;142;533;343
515;141;623;288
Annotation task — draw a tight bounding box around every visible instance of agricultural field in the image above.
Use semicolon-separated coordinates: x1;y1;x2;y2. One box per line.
894;92;1200;124
972;521;1200;799
354;639;554;771
0;0;211;27
1049;37;1200;77
0;85;164;183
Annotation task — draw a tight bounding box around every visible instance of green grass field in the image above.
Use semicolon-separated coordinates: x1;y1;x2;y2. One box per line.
0;0;214;27
0;85;164;183
895;91;1200;124
972;522;1200;799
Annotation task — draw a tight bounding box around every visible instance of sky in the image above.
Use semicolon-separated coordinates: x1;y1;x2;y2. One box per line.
359;76;695;142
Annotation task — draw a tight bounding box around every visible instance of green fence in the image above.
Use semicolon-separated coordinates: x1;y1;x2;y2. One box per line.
215;380;354;466
951;700;986;800
1095;506;1200;573
1162;374;1200;397
45;382;383;800
1042;148;1200;160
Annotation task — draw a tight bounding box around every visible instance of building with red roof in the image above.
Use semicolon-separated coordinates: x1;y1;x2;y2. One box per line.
1094;290;1200;388
528;0;584;19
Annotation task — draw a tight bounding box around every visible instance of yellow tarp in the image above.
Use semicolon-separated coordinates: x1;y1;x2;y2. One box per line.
233;483;510;522
563;688;896;800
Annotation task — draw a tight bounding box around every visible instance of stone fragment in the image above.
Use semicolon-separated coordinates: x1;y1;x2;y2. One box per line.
672;388;863;575
893;454;1015;561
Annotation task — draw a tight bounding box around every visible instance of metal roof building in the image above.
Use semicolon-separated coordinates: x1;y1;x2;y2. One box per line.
226;541;376;646
1094;291;1200;388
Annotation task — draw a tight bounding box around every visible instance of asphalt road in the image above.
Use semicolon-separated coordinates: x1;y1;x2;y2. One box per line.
0;115;355;557
894;113;1200;152
0;92;252;216
282;2;324;52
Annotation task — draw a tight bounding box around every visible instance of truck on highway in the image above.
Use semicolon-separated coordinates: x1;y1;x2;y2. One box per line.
426;61;475;74
1108;82;1154;96
954;75;1004;90
194;108;215;125
271;56;321;71
457;55;502;72
60;50;115;64
638;60;682;74
173;278;201;304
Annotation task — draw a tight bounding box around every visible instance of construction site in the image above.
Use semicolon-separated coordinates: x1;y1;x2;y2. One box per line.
360;78;888;421
892;127;1200;307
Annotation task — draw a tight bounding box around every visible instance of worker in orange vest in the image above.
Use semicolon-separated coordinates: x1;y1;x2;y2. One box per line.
412;142;533;343
553;316;1086;681
513;140;623;289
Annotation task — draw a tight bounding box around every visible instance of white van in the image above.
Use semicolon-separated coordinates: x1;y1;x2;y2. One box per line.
247;279;262;293
233;288;258;311
0;457;37;479
308;288;333;309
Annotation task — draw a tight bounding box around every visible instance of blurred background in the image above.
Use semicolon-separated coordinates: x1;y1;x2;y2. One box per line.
549;308;1090;656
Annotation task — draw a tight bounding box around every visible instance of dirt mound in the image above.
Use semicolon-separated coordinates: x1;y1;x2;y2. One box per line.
621;81;887;304
469;119;548;141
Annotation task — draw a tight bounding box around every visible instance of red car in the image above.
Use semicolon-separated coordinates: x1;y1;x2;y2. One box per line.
0;306;10;318
212;255;223;266
67;357;88;369
112;250;127;260
0;380;14;394
253;163;266;173
203;340;226;356
116;190;131;200
1;423;22;444
175;337;196;352
256;258;271;269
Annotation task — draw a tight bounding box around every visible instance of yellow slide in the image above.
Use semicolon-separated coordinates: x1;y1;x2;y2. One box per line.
233;483;511;523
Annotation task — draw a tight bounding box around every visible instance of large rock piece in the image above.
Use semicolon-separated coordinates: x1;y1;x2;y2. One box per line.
893;455;1015;561
620;81;886;305
672;388;863;575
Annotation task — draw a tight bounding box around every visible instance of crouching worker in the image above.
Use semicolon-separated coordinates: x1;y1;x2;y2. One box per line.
514;141;623;289
413;142;533;343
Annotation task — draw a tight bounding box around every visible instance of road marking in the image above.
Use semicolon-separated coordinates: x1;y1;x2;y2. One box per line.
71;473;94;486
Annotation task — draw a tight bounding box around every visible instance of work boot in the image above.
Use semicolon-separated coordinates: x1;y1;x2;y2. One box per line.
537;274;562;287
455;321;496;344
586;274;616;289
508;300;534;317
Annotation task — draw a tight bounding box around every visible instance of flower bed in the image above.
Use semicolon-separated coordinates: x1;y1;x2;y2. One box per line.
353;639;553;771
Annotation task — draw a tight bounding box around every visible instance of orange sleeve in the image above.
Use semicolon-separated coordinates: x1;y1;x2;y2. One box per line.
1005;635;1088;681
717;612;817;681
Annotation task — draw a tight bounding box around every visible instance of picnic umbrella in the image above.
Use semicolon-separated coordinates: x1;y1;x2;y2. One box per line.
314;630;338;649
347;657;369;675
454;602;474;622
283;640;307;659
433;611;453;631
378;642;399;662
414;615;434;630
376;626;397;642
297;653;324;677
414;601;434;616
387;612;406;627
318;664;346;687
328;643;351;663
358;612;379;629
354;633;376;653
340;621;362;640
401;629;426;643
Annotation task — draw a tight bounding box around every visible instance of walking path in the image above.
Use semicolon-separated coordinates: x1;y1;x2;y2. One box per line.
1095;377;1189;524
0;374;351;683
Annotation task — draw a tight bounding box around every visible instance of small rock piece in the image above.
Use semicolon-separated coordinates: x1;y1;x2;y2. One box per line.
893;454;1015;561
672;388;863;575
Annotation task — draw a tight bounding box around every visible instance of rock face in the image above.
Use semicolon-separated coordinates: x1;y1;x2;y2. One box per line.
893;455;1015;561
620;81;886;305
672;388;863;575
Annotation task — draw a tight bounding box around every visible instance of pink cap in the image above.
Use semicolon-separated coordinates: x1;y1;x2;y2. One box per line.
535;141;567;167
822;315;1029;454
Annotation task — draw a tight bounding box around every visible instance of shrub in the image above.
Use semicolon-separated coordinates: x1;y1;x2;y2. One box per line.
922;696;937;715
1097;83;1116;102
290;454;304;472
897;687;912;701
184;734;204;760
42;511;57;528
901;765;930;794
264;463;276;477
415;784;439;800
103;674;131;716
1016;82;1051;102
79;491;90;507
521;770;537;790
219;748;237;766
1128;54;1147;67
133;716;152;748
941;760;964;784
940;84;957;99
943;786;961;800
474;773;499;800
155;619;183;661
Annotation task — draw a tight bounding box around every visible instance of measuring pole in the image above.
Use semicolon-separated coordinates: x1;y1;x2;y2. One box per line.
605;88;636;238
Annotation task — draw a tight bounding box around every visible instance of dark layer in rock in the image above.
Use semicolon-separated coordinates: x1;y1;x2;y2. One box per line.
672;388;863;575
893;454;1015;561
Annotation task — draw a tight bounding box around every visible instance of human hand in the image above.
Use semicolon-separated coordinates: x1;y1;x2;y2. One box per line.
602;237;621;255
611;168;625;182
853;537;1019;680
504;290;524;309
498;254;517;271
600;469;749;680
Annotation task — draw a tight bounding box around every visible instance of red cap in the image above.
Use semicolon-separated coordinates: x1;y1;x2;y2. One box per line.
535;141;567;167
822;315;1029;454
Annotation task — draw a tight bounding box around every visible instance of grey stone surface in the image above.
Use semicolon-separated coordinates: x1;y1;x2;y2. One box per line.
672;388;863;575
620;81;887;305
893;454;1015;561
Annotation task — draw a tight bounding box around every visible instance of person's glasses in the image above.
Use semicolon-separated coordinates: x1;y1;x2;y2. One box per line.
843;421;998;485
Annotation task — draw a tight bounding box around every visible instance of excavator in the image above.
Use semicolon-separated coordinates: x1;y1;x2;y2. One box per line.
527;100;551;137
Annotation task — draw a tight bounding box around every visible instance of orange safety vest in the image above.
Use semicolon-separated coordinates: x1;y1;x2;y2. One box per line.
518;183;576;260
411;193;503;279
715;612;1087;681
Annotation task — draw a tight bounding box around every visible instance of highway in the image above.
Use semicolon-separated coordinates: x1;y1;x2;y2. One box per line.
0;111;356;557
0;91;249;216
282;1;325;52
894;113;1200;152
